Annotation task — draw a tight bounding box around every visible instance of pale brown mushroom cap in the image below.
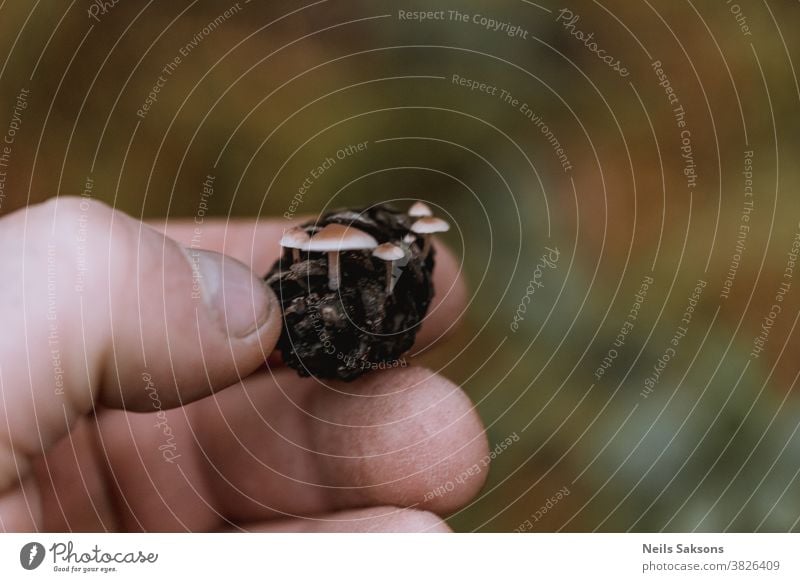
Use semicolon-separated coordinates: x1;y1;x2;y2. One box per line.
372;242;405;261
411;216;450;234
279;228;311;249
408;201;433;217
304;223;378;252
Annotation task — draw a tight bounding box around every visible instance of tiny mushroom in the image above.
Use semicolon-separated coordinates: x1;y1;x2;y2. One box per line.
279;228;311;263
408;201;433;218
305;223;378;290
403;233;417;245
411;216;450;258
373;243;405;294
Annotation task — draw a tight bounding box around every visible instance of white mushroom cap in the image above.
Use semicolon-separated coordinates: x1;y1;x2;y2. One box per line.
373;243;404;261
408;201;433;217
280;228;310;249
403;233;416;244
304;223;378;252
411;217;450;234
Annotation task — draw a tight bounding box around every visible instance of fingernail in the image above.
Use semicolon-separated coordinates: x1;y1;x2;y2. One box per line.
189;249;274;338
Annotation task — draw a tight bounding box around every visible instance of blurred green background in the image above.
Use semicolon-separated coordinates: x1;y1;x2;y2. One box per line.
1;0;800;531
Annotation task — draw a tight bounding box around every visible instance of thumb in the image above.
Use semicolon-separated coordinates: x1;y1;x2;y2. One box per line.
0;197;280;471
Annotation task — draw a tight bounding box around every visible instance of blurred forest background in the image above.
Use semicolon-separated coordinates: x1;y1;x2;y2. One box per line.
1;0;800;531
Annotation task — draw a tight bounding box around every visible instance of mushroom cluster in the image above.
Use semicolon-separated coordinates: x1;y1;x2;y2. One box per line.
277;201;450;295
266;202;451;381
407;202;451;258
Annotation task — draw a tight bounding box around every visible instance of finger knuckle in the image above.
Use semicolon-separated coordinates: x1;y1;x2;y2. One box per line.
38;196;136;286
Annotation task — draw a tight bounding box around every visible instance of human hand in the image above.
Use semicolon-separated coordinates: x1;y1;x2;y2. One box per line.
0;197;488;532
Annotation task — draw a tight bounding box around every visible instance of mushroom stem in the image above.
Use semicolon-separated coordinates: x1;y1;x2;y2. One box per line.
422;235;432;259
385;261;394;294
327;251;341;290
410;217;449;259
292;248;300;263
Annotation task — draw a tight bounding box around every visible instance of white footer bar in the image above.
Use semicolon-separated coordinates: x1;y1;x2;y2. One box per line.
1;533;797;580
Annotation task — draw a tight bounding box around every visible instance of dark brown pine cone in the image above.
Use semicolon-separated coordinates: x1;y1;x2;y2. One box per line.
265;203;448;381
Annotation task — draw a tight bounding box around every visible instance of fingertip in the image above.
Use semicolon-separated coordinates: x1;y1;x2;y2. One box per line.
312;366;489;514
246;506;452;533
